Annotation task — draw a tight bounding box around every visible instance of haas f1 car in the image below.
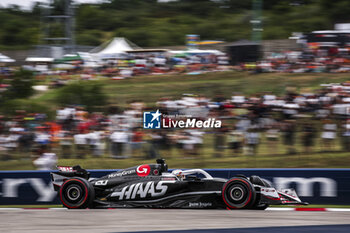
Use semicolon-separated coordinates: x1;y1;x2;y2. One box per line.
51;159;307;209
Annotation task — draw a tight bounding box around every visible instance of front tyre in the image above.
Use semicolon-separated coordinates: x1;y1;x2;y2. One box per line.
59;178;95;209
222;178;256;209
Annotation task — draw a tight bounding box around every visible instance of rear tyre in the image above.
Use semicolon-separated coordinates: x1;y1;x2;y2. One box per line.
222;178;256;209
59;177;95;209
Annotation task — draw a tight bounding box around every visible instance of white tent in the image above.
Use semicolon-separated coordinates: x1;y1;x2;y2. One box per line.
77;52;100;67
91;37;141;59
0;53;15;63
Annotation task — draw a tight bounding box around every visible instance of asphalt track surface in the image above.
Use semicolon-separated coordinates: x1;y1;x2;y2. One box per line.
1;209;350;233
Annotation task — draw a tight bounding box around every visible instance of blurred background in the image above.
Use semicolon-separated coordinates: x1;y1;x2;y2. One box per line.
1;0;350;170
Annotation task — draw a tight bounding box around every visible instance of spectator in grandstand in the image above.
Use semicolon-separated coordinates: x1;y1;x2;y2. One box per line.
146;131;162;159
321;118;337;151
213;126;227;158
86;129;104;157
282;120;297;154
32;145;57;170
301;121;317;154
74;132;87;159
227;126;244;156
58;130;73;159
244;127;260;156
6;128;21;156
0;133;8;160
265;123;280;155
177;129;204;158
130;127;145;158
110;129;129;159
340;119;350;152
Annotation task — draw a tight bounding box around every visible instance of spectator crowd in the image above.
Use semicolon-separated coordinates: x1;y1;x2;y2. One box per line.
2;45;350;170
242;47;350;73
0;51;231;84
1;81;350;170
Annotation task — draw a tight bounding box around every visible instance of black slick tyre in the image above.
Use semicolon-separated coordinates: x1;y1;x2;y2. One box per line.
59;177;95;209
222;177;256;209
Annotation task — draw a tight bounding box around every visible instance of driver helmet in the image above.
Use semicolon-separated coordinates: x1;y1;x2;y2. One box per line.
172;169;185;180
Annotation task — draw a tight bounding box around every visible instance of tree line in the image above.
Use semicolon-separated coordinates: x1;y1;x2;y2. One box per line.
0;0;349;49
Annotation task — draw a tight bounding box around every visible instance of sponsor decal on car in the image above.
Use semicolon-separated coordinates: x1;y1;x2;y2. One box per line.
111;181;175;200
136;164;151;177
189;202;213;208
57;166;74;172
95;180;108;186
260;188;279;199
108;169;136;178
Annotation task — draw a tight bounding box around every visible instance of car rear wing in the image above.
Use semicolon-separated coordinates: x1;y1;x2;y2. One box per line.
50;165;90;191
54;165;90;179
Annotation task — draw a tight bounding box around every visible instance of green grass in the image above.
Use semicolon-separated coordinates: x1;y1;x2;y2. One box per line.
1;133;350;170
35;71;350;108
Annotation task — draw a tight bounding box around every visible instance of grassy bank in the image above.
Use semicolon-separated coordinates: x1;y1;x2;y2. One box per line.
1;139;350;170
35;71;350;110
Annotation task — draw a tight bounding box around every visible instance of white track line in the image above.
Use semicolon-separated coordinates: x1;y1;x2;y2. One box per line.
326;208;350;212
266;207;294;211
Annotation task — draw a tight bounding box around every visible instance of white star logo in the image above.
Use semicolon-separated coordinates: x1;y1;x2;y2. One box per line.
151;109;161;122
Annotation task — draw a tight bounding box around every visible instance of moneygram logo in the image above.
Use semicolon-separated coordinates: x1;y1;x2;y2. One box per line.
143;110;221;129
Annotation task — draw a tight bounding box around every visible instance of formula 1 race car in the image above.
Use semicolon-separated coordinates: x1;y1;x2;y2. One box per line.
50;159;308;209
